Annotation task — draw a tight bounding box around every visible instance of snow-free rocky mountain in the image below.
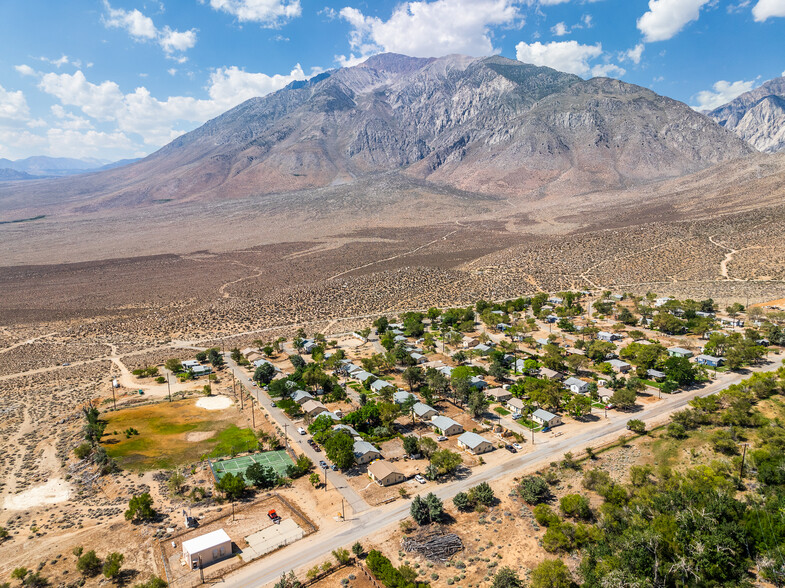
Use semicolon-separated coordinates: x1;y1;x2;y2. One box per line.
708;76;785;153
0;53;753;213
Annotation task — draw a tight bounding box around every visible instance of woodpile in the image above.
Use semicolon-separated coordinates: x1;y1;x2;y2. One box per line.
401;529;463;561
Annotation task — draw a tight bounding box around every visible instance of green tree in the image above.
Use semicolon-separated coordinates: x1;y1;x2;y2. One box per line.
82;405;107;444
164;358;182;373
11;568;28;581
469;481;495;506
216;473;246;500
518;475;550;505
332;547;351;565
410;493;444;525
418;437;438;458
566;394;592;419
167;470;185;495
531;559;573;588
351;542;364;558
254;362;276;385
402;366;424;391
245;463;279;488
133;576;168;588
467;389;490;418
309;473;321;488
491;567;523;588
559;494;591;520
76;550;103;576
403;435;420;456
103;552;124;580
324;432;356;470
125;493;156;521
626;419;646;435
430;449;462;476
610;387;637;410
453;492;472;511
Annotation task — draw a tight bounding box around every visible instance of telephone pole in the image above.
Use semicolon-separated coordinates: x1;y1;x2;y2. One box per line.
167;373;171;403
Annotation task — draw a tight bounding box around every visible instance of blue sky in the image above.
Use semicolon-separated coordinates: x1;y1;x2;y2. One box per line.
0;0;783;161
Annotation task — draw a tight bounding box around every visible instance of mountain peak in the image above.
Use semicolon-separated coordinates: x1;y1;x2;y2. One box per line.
357;53;436;74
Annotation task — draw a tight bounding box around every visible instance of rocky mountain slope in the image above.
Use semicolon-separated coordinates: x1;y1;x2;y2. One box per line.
708;76;785;153
0;53;752;217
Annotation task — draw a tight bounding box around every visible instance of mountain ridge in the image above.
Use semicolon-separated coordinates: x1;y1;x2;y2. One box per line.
0;53;753;216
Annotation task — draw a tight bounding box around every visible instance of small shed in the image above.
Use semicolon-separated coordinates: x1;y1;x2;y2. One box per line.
368;461;405;486
182;529;232;568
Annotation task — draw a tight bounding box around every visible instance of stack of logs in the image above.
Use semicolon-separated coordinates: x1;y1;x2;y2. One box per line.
402;530;463;561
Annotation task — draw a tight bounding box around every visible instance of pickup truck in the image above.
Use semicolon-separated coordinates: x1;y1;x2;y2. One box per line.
267;509;281;524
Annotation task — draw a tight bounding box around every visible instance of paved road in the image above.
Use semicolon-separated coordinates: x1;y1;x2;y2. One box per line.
224;357;369;515
224;355;783;587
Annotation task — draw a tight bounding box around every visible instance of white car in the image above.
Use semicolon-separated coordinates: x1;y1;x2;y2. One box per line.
436;436;447;442
297;427;306;435
512;443;523;451
414;474;426;484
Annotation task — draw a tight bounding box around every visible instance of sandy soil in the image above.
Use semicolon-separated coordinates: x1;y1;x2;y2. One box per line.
186;431;217;442
197;396;234;410
2;478;73;510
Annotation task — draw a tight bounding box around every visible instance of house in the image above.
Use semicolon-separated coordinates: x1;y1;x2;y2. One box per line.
393;335;407;342
473;343;492;354
491;310;505;316
654;297;673;308
191;365;212;377
667;347;693;358
253;358;279;371
430;415;464;436
532;409;562;427
469;376;488;390
548;296;564;305
334;424;360;437
462;336;480;348
647;369;667;381
540;368;563;380
394;391;416;404
410;352;427;364
535;338;550;347
353;440;382;465
564;377;589;394
507;398;526;414
486;387;512;403
301;399;328;418
390;329;404;336
182;359;201;370
413;402;438;420
300;339;317;354
182;529;232;568
496;323;511;331
695;354;724;368
291;390;314;405
597;331;619;343
353;370;374;383
245;351;263;363
370;379;394;393
437;366;454;378
546;314;558;323
597;387;614;403
457;432;494;455
322;411;342;422
720;317;744;327
340;363;362;375
368;461;405;486
695;311;715;318
608;359;631;373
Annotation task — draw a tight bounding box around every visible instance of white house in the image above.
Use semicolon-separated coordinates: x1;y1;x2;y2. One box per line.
291;389;314;404
182;529;232;568
507;398;525;414
532;409;562;427
301;399;328;418
486;387;512;403
564;377;589;394
597;331;619;343
457;432;494;455
540;368;563;380
667;347;693;358
370;379;394;393
394;391;416;404
430;415;463;436
608;359;631;373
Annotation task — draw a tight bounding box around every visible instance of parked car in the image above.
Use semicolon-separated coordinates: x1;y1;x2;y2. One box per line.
414;474;426;484
512;413;522;420
319;460;328;469
331;464;338;471
297;427;306;435
505;444;516;453
271;401;277;407
512;443;523;451
437;436;447;442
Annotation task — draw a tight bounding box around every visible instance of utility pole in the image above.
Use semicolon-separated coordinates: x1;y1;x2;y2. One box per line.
323;466;327;491
251;395;256;429
341;498;345;519
198;556;204;584
111;385;116;411
283;423;288;449
740;443;749;479
167;373;171;403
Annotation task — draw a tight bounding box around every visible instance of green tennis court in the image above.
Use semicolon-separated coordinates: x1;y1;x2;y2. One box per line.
210;450;294;481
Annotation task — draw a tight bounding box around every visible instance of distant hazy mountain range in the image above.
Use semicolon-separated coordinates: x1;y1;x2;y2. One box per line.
0;156;140;180
708;76;785;153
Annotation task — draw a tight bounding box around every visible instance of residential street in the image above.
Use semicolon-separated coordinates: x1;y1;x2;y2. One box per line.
224;354;783;587
224;357;369;515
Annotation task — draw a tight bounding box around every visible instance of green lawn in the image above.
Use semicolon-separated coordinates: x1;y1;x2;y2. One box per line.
494;406;511;416
103;399;255;471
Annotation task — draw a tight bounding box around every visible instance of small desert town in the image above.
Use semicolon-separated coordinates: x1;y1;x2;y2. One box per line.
1;291;784;587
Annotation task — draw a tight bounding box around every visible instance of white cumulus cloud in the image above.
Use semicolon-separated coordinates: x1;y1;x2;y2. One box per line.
103;1;197;59
205;0;302;26
515;40;605;76
37;65;312;149
0;84;31;121
637;0;709;42
337;0;521;63
752;0;785;20
692;79;757;111
551;22;569;36
15;64;37;77
624;43;645;64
